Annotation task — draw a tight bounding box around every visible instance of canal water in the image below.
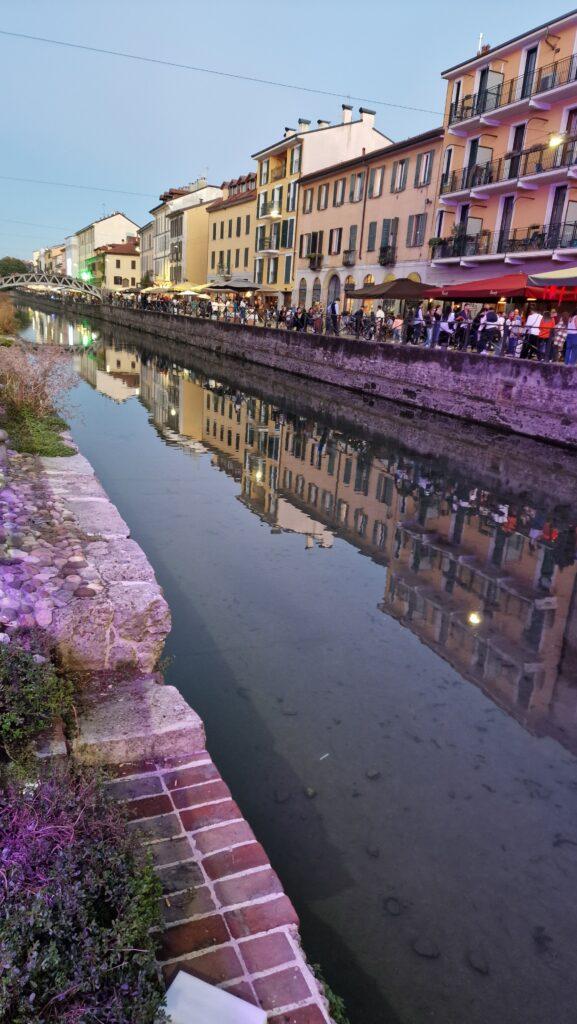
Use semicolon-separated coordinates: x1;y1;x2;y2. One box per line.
22;307;577;1024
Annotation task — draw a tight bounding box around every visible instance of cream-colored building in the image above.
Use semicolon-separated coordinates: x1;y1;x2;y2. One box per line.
138;221;154;286
86;240;140;291
75;212;139;281
149;179;222;285
251;106;392;305
43;244;66;275
206;174;257;282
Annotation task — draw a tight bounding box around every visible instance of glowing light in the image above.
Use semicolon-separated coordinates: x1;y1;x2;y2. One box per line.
549;133;565;148
170;408;177;416
468;611;482;626
80;270;92;282
255;469;263;482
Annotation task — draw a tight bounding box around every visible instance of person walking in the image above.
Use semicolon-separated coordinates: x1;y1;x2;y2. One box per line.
330;297;340;336
538;309;556;362
565;310;577;365
506;309;523;356
521;307;542;358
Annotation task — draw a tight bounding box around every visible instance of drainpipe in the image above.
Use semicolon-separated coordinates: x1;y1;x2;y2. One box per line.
357;151;370;262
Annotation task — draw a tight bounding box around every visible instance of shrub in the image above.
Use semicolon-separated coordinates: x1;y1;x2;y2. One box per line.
0;644;74;761
0;341;76;419
0;297;16;337
0;763;165;1023
2;408;75;457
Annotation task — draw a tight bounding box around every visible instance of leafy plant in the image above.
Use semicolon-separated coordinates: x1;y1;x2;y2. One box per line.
0;257;30;277
0;763;166;1023
0;644;74;761
312;963;350;1024
1;408;75;457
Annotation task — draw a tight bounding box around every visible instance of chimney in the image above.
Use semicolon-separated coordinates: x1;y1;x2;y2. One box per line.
317;119;330;128
284;126;297;138
359;107;375;128
298;118;311;132
342;104;353;124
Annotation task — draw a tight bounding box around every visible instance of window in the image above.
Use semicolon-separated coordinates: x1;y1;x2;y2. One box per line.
434;209;445;238
298;278;307;305
272;185;283;210
131;260;136;269
391;159;408;192
299;230;323;256
115;259;120;268
303;188;313;214
348;224;358;252
368;167;384;198
318;183;329;210
284;254;293;284
366;221;377;251
328;227;342;255
113;275;122;285
220;221;224;239
254;257;264;283
131;277;135;286
290;145;302;174
211;251;215;269
441;147;453;189
376;473;394;504
228;219;232;238
349;171;365;202
245;214;250;233
414;150;434;187
333;178;346;206
343;458;352;485
286;180;297;212
212;223;216;240
280;218;295;249
267;257;278;284
260;159;269;185
257;192;267;217
236;216;241;237
235;249;240;268
312;277;321;303
406;213;427;247
256;225;266;251
244;247;249;268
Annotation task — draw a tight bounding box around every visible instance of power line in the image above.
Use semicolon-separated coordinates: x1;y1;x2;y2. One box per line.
0;174;155;198
0;218;69;229
0;29;443;116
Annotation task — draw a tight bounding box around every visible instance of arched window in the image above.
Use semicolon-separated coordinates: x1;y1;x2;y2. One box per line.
343;275;355;312
312;277;321;304
327;274;340;306
362;274;375;313
298;277;307;306
407;271;421;283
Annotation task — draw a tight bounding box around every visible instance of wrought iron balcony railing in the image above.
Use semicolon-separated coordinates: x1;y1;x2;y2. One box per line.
259;201;282;217
256;234;279;252
431;218;577;259
378;244;397;266
342;249;356;266
449;52;577;124
440;134;577;194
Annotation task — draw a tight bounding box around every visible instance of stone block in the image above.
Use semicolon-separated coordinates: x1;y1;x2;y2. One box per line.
239;932;296;974
171;780;231;810
225;896;299;939
252;967;312;1012
162;945;243;986
203;843;269;881
159;914;230;960
214;868;283;909
194;820;256;855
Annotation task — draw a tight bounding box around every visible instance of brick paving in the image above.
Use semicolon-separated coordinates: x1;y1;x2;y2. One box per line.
106;751;332;1022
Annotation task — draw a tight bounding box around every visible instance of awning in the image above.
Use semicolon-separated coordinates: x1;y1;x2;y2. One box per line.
426;273;547;300
346;278;433;300
528;266;577;287
206;276;259;292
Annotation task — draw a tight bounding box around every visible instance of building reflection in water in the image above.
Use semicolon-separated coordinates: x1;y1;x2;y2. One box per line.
71;331;577;754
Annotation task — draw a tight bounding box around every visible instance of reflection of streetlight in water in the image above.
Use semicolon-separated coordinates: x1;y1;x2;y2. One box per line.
468;611;482;626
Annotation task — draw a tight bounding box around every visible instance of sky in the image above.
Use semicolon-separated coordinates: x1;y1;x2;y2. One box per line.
0;0;563;259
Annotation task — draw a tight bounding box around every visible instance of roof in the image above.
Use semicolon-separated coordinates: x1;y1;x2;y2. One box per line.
298;126;444;185
93;241;140;256
138;221;154;233
75;211;139;236
251;118;391;160
220;173;256;188
442;7;577;76
207;189;257;213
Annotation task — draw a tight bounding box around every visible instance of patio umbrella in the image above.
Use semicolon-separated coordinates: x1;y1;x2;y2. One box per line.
528;266;577;287
346;278;435;300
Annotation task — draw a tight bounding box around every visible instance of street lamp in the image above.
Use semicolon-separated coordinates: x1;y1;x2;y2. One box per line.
549;132;566;148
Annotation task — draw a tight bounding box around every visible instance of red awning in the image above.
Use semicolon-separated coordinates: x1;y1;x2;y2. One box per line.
425;273;548;300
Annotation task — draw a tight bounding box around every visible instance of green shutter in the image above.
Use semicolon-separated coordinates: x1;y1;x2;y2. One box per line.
414;154;422;187
391;162;398;192
406;215;415;246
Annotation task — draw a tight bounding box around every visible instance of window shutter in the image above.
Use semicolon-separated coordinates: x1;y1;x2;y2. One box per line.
414;154;422;187
349;174;356;201
390;162;398;192
406;215;415;246
417;214;427;246
381;219;391;247
391;217;399;243
299;234;304;258
280;220;288;247
319;230;324;254
367;221;377;251
424;150;434;185
287;219;294;249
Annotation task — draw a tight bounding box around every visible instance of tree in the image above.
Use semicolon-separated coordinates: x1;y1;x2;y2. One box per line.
141;270;153;288
0;257;30;277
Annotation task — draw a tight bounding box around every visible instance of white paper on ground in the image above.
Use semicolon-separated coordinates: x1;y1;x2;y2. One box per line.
163;969;267;1024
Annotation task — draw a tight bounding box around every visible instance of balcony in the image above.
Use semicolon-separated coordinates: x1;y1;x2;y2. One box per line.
271;163;287;181
378;244;397;266
217;262;232;279
256;234;279;255
431;218;577;263
342;249;356;266
449;53;577;130
308;252;323;270
259;201;282;219
440;135;577;197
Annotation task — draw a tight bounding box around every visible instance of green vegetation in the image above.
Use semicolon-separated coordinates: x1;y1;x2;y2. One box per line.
313;964;351;1024
0;763;166;1024
1;408;75;457
0;337;13;347
0;643;74;762
0;256;29;276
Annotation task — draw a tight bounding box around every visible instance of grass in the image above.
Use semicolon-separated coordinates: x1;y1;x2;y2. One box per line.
0;337;13;347
1;407;75;457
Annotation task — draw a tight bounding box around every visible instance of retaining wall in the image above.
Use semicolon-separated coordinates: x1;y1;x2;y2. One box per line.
30;296;577;448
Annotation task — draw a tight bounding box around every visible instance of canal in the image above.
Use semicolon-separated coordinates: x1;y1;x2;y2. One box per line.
22;306;577;1024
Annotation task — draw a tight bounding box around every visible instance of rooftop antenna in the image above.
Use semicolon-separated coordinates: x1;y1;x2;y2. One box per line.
478;31;484;53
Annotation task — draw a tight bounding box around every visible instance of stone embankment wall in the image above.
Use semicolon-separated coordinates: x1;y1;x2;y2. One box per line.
0;431;333;1023
48;298;577;447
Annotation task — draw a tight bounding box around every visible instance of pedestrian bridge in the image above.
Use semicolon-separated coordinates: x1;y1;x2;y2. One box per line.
0;272;101;298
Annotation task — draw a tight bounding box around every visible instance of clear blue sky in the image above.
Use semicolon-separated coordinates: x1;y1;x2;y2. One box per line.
1;0;562;259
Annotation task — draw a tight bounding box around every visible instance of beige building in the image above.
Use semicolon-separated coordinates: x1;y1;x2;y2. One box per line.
149;179;222;285
251;106;392;304
75;212;139;281
206;174;257;282
42;243;66;275
86;240;140;291
294;127;444;309
138;221;154;286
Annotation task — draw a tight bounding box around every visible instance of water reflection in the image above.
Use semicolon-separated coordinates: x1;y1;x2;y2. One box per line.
71;336;577;756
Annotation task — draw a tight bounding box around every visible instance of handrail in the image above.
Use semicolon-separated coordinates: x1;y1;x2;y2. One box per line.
449;51;577;124
431;218;577;258
441;134;577;194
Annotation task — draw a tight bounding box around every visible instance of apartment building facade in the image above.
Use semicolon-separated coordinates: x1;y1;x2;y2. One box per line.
86;240;140;291
166;181;223;285
251;106;391;304
75;213;139;281
206;174;257;282
294;127;444;309
138;221;154;285
433;9;577;281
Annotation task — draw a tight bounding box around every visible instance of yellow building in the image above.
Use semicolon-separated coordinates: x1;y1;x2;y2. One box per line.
75;212;139;281
149;179;223;285
86;241;140;291
252;107;391;305
207;174;257;282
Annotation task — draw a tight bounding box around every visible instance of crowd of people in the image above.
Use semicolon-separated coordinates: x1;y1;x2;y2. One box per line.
48;288;577;365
